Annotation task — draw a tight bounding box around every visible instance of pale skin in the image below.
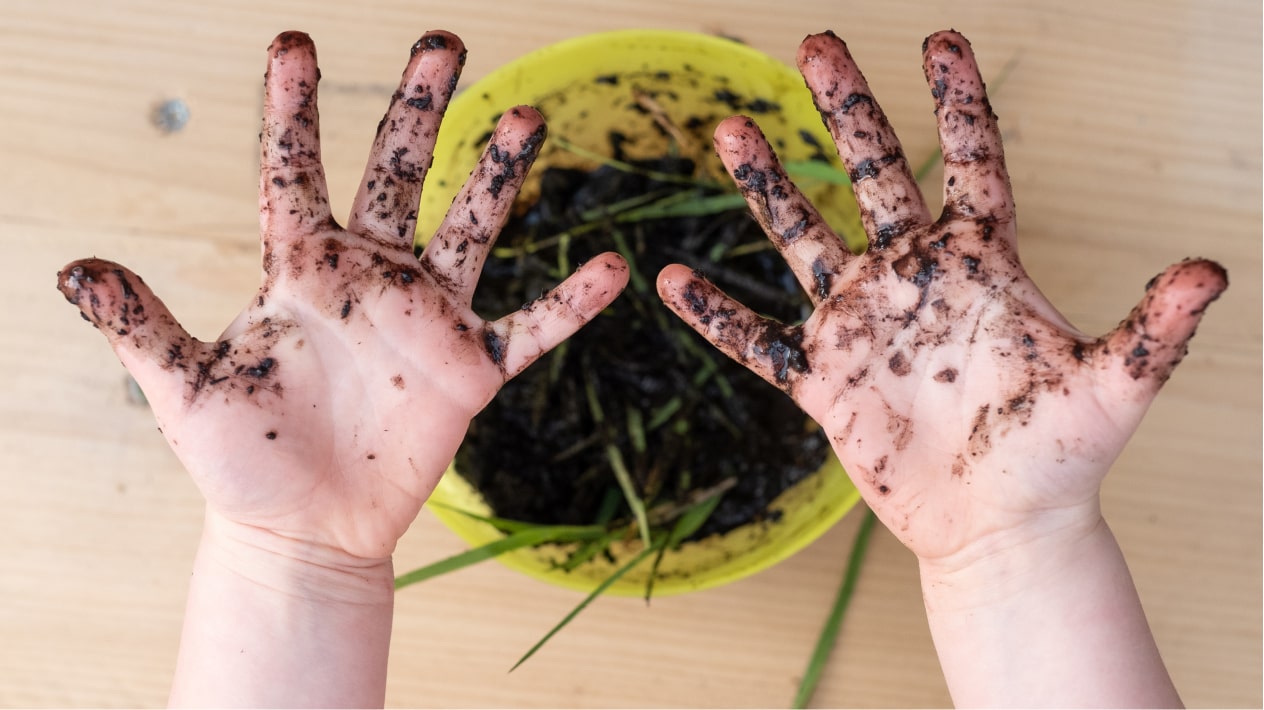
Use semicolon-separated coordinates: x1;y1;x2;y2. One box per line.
57;27;1227;710
658;30;1227;707
57;31;629;706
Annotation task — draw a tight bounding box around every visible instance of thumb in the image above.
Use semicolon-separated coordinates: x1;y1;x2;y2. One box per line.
1097;258;1228;397
57;258;202;405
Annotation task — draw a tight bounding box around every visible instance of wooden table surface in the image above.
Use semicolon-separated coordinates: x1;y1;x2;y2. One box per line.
2;0;1259;706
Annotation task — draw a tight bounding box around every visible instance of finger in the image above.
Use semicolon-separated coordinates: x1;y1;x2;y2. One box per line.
419;106;547;304
57;259;204;407
797;31;931;249
714;116;855;304
922;30;1014;223
657;264;808;393
259;31;334;240
348;30;467;246
486;252;630;380
1097;258;1228;394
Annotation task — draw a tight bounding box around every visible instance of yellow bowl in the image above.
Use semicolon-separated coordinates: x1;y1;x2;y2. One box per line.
417;29;862;597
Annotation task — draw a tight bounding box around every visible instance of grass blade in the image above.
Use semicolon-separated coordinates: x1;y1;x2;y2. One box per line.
558;528;626;572
610;228;650;294
395;524;605;590
615;192;747;221
560;488;624;572
606;444;652;549
664;492;723;548
576;188;676;222
426;500;556;535
550;135;714;187
646;396;682;430
784;160;852;185
792;507;878;709
645;489;726;601
511;544;660;671
911;146;942;185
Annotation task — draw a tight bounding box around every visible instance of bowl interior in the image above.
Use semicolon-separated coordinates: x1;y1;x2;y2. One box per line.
418;29;861;596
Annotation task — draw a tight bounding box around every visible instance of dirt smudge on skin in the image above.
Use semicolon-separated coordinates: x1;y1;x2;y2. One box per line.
888;350;911;376
967;404;991;458
811;257;834;300
754;322;810;386
482;327;506;367
883;397;914;451
486;117;547;199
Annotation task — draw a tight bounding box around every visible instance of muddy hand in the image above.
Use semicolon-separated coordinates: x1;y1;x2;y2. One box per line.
657;30;1225;561
56;31;629;560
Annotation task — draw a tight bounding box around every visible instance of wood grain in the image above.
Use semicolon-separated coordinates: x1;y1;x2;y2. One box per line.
1;0;1258;706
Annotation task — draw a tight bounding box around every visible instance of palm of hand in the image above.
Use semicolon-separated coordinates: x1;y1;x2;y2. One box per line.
659;31;1225;561
58;32;627;559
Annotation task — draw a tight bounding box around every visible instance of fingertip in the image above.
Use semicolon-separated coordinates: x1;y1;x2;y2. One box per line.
491;106;547;158
796;32;859;114
922;30;972;61
57;259;91;304
58;258;121;325
582;251;631;288
405;31;468;98
1147;258;1229;323
269;31;316;60
796;30;845;70
1102;258;1229;387
713;115;761;158
502;104;545;130
655;263;698;299
410;29;465;57
56;259;169;342
715;114;760;141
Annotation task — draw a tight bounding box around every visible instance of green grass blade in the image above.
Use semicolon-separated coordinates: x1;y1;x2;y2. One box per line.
428;500;561;535
576;188;675;222
615;192;747;221
665;490;724;548
645;489;726;601
559;528;625;572
610;228;650;294
646;397;682;430
560;488;624;572
792;507;878;709
606;444;652;549
911;147;942;185
550;135;714;187
395;524;605;590
784;160;852;185
511;544;660;671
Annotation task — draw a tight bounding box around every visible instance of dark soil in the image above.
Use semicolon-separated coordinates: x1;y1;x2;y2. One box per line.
457;151;830;542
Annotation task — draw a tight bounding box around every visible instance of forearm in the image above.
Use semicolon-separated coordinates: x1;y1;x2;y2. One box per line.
919;513;1180;708
169;511;395;708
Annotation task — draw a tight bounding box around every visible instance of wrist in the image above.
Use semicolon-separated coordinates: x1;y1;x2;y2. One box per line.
916;505;1180;707
918;501;1106;610
170;510;396;707
199;509;396;606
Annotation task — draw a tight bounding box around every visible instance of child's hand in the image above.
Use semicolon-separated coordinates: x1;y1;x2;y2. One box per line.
57;31;629;562
658;30;1226;566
